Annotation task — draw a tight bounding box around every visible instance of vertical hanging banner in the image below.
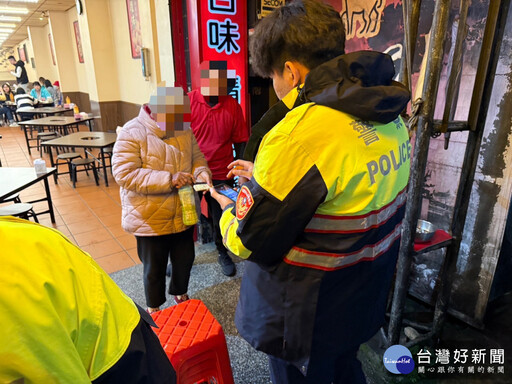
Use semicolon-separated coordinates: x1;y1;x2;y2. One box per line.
188;0;249;124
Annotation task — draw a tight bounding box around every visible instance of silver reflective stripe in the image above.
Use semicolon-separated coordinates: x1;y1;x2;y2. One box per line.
285;223;402;270
305;190;406;233
222;217;236;248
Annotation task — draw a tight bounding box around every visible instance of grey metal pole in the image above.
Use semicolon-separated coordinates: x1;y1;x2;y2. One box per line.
387;0;452;347
441;0;470;149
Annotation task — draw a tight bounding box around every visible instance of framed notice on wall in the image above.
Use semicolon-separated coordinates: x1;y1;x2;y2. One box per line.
19;44;28;62
48;34;56;66
17;46;23;62
73;21;84;63
126;0;142;58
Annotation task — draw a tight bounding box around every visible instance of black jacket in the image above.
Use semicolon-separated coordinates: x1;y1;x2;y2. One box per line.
15;60;29;85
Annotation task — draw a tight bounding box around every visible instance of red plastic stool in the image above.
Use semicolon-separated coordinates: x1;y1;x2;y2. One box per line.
151;299;235;384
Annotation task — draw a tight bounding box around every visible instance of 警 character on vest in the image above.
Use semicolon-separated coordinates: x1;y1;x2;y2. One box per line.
210;1;411;382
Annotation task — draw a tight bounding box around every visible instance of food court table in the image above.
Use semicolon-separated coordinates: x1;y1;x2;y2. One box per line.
18;116;95;155
4;101;66;121
18;106;73;118
0;167;57;223
41;131;116;186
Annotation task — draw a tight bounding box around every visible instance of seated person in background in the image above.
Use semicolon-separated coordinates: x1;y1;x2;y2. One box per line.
44;80;58;104
51;80;63;106
39;76;47;88
0;83;15;102
0;83;17;126
30;81;53;104
15;87;38;120
0;216;177;383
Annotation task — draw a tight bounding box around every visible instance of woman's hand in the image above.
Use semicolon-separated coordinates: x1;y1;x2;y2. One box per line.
172;172;194;188
196;170;212;186
209;187;235;210
227;160;254;180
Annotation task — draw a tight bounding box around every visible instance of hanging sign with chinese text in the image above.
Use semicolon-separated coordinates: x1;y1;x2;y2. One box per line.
187;0;249;123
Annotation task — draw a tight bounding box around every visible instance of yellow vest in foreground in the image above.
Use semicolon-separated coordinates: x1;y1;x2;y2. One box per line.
0;217;140;383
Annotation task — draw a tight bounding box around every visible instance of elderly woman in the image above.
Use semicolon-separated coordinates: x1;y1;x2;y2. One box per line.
113;85;211;313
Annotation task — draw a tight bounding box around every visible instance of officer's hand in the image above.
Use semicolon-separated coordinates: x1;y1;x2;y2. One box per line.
227;160;254;180
209;187;234;210
172;172;194;188
237;176;249;186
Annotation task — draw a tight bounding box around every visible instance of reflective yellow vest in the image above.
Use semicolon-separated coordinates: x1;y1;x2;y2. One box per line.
220;102;410;267
0;217;140;383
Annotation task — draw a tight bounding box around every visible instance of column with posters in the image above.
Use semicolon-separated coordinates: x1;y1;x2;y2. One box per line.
187;0;249;124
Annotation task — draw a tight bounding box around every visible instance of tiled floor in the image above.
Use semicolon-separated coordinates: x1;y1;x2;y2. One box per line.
0;123;141;273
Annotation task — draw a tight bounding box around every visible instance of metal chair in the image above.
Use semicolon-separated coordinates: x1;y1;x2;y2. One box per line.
0;203;39;222
37;131;59;155
70;158;99;188
56;152;82;180
0;192;21;204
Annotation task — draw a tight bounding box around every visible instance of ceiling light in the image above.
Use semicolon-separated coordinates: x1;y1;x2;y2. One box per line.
0;8;29;14
0;23;16;28
0;0;39;3
0;16;22;22
0;28;13;32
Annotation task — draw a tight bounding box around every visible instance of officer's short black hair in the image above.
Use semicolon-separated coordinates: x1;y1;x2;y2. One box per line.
16;87;25;95
249;0;345;78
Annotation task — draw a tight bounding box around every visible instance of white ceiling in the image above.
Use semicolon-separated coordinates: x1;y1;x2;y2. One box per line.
0;0;76;48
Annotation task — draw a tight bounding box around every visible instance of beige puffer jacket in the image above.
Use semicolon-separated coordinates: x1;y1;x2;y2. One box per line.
112;107;210;236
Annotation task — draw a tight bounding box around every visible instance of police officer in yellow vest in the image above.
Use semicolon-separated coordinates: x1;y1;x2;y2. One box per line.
0;217;176;383
210;1;411;383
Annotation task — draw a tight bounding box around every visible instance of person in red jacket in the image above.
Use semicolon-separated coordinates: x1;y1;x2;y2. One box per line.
189;61;248;276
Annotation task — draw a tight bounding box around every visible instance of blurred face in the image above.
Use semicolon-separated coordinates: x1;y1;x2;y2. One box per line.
9;58;15;65
34;84;41;92
3;85;9;94
271;70;293;100
148;86;191;137
200;68;231;97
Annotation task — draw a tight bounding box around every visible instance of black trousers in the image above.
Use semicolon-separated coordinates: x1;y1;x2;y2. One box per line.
135;227;195;308
204;179;233;255
268;347;367;384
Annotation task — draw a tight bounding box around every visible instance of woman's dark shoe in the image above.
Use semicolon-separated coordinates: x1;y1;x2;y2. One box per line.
174;294;190;304
218;252;236;277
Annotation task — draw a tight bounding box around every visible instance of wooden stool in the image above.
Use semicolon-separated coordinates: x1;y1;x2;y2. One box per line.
71;158;99;188
56;152;82;180
0;203;39;222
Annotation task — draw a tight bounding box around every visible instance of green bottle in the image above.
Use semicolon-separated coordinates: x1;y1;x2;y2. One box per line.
178;185;198;226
